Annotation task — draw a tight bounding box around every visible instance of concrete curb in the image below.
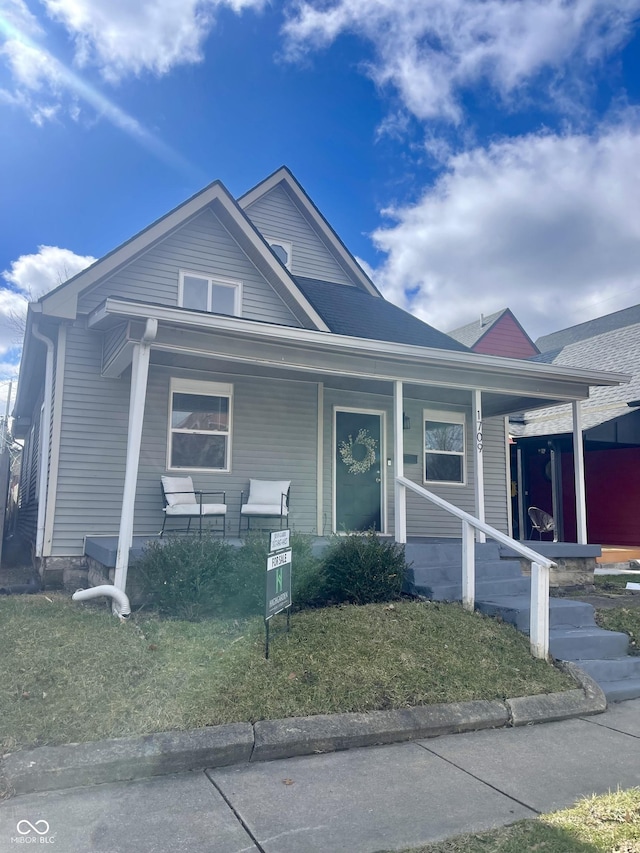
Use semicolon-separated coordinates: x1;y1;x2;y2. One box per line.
1;669;606;798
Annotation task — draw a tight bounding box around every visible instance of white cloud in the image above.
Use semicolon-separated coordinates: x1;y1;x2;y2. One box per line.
0;245;95;366
284;0;640;123
40;0;265;82
371;121;640;340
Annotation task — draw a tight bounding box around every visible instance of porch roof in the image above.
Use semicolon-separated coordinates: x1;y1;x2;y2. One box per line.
88;297;629;418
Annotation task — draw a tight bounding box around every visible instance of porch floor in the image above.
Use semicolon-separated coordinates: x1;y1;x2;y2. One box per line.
83;534;601;571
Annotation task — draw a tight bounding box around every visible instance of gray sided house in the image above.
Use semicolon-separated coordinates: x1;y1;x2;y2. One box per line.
12;167;625;590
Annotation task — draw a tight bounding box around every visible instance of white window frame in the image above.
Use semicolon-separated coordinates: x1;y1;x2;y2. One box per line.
178;270;242;316
423;408;466;486
167;378;233;473
265;236;293;271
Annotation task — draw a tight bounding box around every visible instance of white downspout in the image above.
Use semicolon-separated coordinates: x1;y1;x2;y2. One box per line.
72;585;131;619
31;325;54;560
113;319;157;607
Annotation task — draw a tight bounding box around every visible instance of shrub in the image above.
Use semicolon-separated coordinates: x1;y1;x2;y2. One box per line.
134;537;236;620
320;530;406;605
233;532;324;612
133;532;323;619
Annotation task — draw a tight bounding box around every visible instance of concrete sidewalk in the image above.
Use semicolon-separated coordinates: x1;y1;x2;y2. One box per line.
2;700;640;853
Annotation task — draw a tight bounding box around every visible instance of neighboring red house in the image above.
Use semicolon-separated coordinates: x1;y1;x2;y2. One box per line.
510;305;640;545
449;309;540;359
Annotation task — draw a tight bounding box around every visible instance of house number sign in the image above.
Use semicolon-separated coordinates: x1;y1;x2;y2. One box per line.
476;409;483;453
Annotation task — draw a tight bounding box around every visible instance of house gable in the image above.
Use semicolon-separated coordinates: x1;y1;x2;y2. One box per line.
449;309;539;358
472;311;539;359
77;206;303;327
240;167;379;295
39;179;328;330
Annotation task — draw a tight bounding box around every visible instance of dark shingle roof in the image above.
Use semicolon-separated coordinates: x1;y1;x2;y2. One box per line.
536;303;640;353
448;309;508;348
294;277;469;352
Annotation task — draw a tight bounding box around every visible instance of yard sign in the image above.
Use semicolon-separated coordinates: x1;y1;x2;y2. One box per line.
265;529;292;658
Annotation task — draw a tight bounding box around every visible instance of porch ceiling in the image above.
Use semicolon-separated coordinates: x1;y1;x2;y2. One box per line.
89;297;629;419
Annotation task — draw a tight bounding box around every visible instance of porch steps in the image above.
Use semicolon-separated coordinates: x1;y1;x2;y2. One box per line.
403;540;640;703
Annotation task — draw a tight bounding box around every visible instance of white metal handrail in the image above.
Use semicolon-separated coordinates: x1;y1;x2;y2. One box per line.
396;475;555;659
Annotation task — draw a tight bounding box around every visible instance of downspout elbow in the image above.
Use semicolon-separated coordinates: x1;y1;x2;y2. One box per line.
72;585;131;619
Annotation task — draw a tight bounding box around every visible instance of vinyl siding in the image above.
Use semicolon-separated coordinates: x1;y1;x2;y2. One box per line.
103;322;129;368
473;315;539;359
77;208;301;327
244;186;356;286
50;323;319;555
322;389;509;537
50;323;509;555
482;417;509;533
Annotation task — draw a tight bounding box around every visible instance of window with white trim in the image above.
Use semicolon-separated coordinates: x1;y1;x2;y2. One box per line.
424;409;466;485
266;237;292;270
179;272;241;316
168;380;232;471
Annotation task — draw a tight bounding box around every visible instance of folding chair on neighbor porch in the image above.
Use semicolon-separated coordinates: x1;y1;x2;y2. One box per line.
238;479;290;537
161;475;227;538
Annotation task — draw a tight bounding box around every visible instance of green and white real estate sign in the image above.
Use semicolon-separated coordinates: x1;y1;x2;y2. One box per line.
265;530;292;620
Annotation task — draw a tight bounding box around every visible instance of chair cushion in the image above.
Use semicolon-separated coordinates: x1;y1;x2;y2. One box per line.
162;475;196;506
165;503;227;516
247;479;290;506
241;504;289;516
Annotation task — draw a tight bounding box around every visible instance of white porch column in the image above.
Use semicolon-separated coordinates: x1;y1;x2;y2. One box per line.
113;319;157;599
572;400;588;544
393;380;406;543
473;389;486;543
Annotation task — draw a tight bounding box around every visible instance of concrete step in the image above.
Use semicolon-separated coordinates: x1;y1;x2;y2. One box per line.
597;677;640;703
475;595;596;633
549;626;630;661
424;577;531;602
574;656;640;682
404;541;501;568
406;560;523;587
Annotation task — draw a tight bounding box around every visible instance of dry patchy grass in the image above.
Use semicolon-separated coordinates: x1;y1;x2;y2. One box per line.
0;595;573;752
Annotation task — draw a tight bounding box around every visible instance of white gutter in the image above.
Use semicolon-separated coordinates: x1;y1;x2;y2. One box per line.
88;297;629;389
31;325;54;559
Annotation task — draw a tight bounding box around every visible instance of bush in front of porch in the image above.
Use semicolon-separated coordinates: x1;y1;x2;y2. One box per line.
133;530;406;619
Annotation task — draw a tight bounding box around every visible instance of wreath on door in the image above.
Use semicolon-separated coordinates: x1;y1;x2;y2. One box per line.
339;428;377;475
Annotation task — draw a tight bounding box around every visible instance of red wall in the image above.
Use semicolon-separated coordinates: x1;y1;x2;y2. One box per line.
584;448;640;546
474;314;539;359
527;446;640;545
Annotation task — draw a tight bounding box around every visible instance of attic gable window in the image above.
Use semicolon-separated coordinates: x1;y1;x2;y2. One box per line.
266;237;292;270
179;271;242;316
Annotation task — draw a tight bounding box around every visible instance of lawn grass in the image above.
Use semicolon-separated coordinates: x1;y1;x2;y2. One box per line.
594;574;640;594
596;606;640;655
0;595;573;752
394;788;640;852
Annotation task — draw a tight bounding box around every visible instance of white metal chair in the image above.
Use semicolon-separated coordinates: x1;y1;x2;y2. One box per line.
239;479;290;536
528;506;557;542
161;475;227;538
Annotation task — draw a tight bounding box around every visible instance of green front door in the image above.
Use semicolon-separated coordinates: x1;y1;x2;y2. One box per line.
335;410;383;532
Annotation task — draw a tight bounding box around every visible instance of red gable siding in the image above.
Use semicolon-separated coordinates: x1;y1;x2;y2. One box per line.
473;313;539;359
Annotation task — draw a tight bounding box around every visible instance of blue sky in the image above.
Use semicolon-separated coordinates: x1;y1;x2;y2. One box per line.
2;0;640;411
